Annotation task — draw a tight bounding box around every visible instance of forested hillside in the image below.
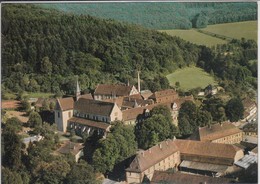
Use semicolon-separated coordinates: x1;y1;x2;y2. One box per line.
2;4;200;95
39;2;257;29
2;4;257;99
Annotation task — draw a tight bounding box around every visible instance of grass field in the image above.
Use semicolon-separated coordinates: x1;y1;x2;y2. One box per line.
160;29;227;47
160;21;257;46
166;67;217;91
25;92;54;98
201;21;257;42
3;92;54;100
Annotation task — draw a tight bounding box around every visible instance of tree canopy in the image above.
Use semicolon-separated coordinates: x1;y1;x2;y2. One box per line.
2;4;201;94
28;111;42;128
92;122;137;173
135;105;179;149
39;3;257;30
225;98;244;122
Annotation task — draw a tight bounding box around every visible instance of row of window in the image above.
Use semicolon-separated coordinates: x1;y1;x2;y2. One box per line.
74;112;109;122
214;134;242;143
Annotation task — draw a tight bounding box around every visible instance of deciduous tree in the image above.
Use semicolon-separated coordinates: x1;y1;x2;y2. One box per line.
225;98;244;122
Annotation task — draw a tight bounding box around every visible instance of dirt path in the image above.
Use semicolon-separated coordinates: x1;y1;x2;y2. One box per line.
2;100;20;109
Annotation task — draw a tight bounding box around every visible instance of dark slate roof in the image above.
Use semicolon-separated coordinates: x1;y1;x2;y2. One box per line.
74;98;115;116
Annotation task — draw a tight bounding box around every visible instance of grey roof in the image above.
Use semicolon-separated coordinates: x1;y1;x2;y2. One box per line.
180;160;229;173
23;135;43;144
242;135;258;145
234;154;258;169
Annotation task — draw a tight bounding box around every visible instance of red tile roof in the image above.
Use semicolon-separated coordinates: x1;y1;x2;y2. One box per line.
57;141;84;155
57;97;74;111
149;89;178;99
198;122;242;141
122;103;171;121
79;93;93;100
151;171;233;184
94;84;135;96
126;139;179;172
126;139;243;173
74;98;115;117
174;139;241;159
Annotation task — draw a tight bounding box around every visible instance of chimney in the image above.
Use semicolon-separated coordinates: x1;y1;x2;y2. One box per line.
159;144;162;149
166;140;168;145
149;148;151;153
127;79;130;86
134;100;138;108
76;77;81;101
137;70;141;93
141;151;145;157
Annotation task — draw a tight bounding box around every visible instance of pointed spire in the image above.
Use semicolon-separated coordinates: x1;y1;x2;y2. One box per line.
76;77;80;101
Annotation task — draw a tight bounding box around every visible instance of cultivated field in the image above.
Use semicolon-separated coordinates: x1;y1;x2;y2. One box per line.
160;21;257;46
166;67;217;91
160;29;227;47
201;21;257;42
4;110;29;123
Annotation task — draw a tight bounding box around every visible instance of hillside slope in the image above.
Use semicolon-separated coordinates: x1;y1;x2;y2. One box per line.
39;2;257;29
2;4;201;94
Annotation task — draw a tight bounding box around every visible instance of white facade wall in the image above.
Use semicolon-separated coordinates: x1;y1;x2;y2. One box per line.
110;104;123;121
126;151;181;183
55;109;73;132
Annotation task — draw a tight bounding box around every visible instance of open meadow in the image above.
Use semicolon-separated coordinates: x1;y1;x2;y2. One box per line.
166;67;217;91
159;29;227;47
201;21;257;42
160;21;257;46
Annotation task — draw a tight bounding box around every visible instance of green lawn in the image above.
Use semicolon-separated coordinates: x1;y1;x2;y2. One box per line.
25;92;54;98
159;29;227;47
2;92;55;100
166;67;217;91
2;92;17;100
201;21;257;42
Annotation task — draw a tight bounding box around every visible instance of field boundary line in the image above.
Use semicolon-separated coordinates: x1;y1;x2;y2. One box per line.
197;29;233;42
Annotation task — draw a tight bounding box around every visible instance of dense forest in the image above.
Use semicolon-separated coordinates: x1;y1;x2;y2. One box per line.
39;2;257;29
2;4;257;99
2;4;201;96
